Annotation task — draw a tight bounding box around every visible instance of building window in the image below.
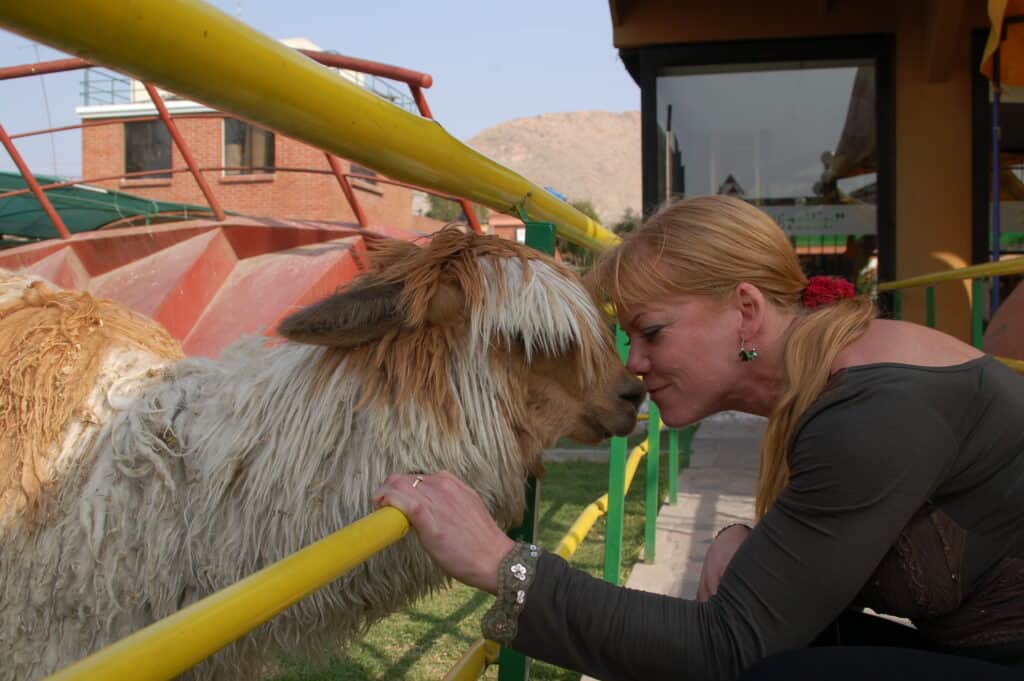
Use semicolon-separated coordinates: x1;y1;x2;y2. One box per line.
224;118;275;175
124;120;172;179
350;162;378;185
655;61;878;283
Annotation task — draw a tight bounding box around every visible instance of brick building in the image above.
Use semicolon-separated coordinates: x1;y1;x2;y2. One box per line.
76;40;430;232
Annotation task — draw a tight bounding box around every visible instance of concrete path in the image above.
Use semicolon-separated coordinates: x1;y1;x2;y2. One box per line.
578;412;764;681
625;412;764;600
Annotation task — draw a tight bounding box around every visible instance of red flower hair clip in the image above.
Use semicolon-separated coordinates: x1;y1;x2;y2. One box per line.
802;276;855;310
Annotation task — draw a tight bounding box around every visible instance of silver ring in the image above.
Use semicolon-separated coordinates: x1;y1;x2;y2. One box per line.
411;475;424;488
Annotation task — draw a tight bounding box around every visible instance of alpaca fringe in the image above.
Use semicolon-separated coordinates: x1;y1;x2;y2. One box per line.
0;275;183;517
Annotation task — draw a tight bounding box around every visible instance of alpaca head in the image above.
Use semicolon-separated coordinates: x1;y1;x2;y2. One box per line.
278;228;644;474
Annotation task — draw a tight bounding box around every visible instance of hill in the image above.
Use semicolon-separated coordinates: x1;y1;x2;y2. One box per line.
466;110;641;226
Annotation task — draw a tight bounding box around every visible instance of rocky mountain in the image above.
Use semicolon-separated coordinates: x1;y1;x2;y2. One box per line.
466;110;641;226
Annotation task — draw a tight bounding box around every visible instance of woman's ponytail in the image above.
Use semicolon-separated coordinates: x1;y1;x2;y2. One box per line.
755;296;876;518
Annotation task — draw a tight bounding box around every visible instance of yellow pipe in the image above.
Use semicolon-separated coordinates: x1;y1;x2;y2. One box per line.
997;356;1024;374
554;500;606;560
0;0;619;252
441;638;501;681
878;257;1024;291
622;440;648;493
553;441;649;560
43;507;409;681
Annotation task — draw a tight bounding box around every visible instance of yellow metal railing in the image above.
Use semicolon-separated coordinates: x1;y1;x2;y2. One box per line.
40;437;661;681
553;440;650;560
879;257;1024;370
877;258;1024;292
441;639;502;681
42;508;409;681
0;0;618;252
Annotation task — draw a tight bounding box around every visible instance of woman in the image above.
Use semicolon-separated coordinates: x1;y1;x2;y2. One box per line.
374;196;1024;680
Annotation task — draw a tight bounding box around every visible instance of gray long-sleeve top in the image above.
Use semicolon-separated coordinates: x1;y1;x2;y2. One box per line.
509;356;1024;680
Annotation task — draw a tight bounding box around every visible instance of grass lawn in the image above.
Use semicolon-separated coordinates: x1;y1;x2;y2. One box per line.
272;453;671;681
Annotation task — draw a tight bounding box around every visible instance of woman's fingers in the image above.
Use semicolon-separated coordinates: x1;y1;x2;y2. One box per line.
694;524;752;602
371;472;514;594
374;474;427;520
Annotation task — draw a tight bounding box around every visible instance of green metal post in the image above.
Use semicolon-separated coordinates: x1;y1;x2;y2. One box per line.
892;290;902;320
603;325;630;585
682;424;694;469
668;429;679;504
972;278;985;349
496;221;556;681
496;474;537;680
523;220;556;256
926;286;935;328
644;402;661;563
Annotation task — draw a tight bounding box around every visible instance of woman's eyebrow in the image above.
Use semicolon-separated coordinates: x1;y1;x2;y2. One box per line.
626;312;645;330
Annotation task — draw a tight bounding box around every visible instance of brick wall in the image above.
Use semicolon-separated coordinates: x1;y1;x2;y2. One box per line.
81;114;416;230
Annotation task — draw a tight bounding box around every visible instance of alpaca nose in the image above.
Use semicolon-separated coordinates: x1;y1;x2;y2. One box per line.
619;376;646;409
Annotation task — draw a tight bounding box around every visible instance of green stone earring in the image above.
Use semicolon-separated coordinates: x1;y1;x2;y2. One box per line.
738;340;759;362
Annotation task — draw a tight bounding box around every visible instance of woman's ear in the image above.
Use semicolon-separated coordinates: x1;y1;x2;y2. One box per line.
734;282;766;341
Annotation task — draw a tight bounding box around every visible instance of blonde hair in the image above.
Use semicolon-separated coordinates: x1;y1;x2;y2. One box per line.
588;195;875;517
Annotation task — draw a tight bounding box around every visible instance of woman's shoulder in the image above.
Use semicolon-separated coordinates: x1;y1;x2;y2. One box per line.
830;319;985;374
799;322;996;441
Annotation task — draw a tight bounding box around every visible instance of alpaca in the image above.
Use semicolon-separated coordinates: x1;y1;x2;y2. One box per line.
0;229;644;681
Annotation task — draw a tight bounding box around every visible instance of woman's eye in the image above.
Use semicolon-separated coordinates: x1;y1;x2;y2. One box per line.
641;326;663;341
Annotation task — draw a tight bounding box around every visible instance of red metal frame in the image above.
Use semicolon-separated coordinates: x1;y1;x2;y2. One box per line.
325;154;369;228
0;56;90;80
405;85;481;234
9;116;163;140
143;83;226;221
0;48;486;237
298;50;432;89
0;120;72;238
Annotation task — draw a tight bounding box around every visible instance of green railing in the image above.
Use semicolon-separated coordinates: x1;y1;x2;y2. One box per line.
879;257;1024;353
81;68;132;105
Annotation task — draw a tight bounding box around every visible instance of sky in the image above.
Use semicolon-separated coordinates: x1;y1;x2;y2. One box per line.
0;0;639;179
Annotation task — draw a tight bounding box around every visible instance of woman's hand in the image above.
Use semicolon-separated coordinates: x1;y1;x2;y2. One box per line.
373;471;515;595
696;523;751;601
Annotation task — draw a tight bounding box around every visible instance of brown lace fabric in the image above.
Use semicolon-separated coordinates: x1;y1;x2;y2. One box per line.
857;505;1024;649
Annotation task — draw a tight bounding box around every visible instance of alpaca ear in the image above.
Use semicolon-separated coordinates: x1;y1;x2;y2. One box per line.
277;280;405;348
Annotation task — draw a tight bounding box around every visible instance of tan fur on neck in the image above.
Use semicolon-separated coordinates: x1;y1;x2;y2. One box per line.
0;276;182;517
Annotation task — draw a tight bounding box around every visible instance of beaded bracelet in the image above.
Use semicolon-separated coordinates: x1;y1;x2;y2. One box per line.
480;541;541;644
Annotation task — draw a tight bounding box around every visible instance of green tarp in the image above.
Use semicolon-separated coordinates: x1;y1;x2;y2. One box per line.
0;171;218;240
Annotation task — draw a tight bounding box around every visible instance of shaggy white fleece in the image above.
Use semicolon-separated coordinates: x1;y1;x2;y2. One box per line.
0;253;608;681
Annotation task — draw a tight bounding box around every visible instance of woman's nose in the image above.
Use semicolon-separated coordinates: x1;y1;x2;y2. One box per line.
625;346;649;376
